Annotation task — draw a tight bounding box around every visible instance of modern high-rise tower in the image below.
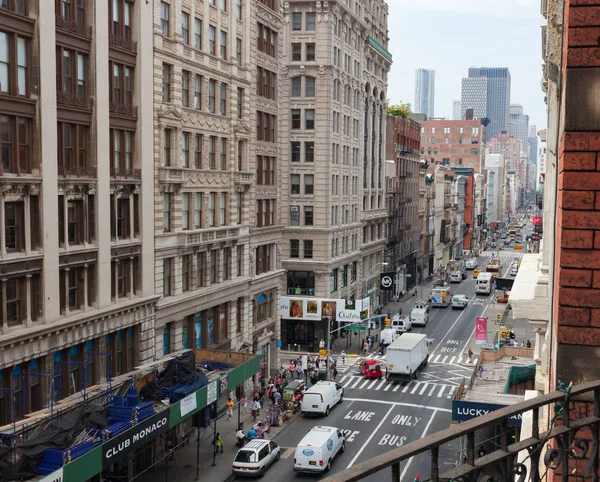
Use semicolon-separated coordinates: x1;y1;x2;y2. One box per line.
452;100;461;120
509;104;529;154
414;69;435;118
461;67;511;139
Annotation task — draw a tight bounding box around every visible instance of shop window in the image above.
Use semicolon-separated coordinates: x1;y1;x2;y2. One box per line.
287;271;315;296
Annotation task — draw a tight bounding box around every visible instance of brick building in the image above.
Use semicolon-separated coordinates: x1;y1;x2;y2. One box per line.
488;130;521;171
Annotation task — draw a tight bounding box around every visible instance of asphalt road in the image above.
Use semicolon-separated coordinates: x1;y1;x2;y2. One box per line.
259;252;525;482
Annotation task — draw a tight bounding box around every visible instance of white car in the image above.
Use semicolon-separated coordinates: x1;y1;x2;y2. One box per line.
294;426;346;473
510;264;518;276
451;295;469;309
232;439;280;478
450;272;462;283
465;259;477;270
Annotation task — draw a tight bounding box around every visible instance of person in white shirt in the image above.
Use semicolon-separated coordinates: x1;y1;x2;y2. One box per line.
251;399;261;422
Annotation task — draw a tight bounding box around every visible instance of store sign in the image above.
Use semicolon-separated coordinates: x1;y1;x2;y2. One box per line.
207;380;218;405
220;375;228;398
475;317;487;344
380;273;395;291
180;393;197;418
452;400;522;427
280;297;370;321
102;410;171;468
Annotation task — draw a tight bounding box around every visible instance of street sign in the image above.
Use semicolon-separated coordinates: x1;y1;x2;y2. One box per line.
344;325;366;331
494;321;502;326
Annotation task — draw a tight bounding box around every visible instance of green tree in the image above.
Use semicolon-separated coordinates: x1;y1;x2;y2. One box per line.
387;101;412;119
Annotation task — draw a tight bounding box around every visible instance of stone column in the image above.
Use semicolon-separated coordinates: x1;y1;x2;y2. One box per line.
25;274;32;326
83;264;89;311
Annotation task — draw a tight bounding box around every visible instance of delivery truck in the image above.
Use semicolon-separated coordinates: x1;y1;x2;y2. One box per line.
430;286;452;307
385;333;429;382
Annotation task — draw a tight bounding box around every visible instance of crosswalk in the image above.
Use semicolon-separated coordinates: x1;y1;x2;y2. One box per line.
479;250;523;259
338;375;458;398
350;352;478;367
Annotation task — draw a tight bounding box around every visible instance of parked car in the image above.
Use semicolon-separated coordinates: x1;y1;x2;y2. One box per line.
232;439;280;478
450;272;462;283
359;360;383;378
510;264;518;276
451;294;469;309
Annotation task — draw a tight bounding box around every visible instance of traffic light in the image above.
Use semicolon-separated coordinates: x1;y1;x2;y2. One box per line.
384;317;390;328
497;313;501;322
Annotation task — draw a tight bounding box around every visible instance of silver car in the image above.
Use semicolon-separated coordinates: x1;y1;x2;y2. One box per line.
451;295;468;309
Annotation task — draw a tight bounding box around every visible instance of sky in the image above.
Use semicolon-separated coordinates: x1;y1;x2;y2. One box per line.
386;0;546;131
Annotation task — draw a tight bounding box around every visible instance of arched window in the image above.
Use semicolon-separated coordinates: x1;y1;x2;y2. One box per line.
255;291;273;323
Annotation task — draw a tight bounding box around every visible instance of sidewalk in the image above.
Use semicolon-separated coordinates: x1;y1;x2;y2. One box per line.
140;404;298;482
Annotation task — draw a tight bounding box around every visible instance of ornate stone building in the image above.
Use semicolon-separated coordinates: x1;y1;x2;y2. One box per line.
153;0;284;379
277;0;391;349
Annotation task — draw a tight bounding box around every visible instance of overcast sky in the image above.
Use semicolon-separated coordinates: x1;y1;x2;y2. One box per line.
386;0;546;131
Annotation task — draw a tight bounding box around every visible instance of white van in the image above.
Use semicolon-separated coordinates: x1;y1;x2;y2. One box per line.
476;272;494;294
380;328;399;345
294;426;345;473
450;271;462;283
409;302;430;326
301;381;343;416
465;259;477;270
391;314;412;333
232;439;280;478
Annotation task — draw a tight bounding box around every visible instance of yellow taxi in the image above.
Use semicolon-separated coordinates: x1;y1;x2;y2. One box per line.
473;269;480;279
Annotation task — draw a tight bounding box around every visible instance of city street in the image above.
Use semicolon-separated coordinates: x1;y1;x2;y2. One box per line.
262;253;522;482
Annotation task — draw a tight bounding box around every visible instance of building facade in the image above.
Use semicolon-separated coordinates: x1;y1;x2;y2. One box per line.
0;0;158;425
452;100;461;120
461;67;511;140
152;0;285;379
488;130;521;171
508;104;529;154
279;0;391;350
385;115;420;297
419;119;485;173
414;68;435;118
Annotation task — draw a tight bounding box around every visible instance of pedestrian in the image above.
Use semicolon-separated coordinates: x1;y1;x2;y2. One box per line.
241;394;248;415
341;350;347;365
226;398;234;421
273;389;281;406
521;341;525;348
251;399;261;422
363;340;368;354
332;353;337;365
333;366;338;380
319;338;325;350
296;363;303;380
213;433;224;454
289;360;296;373
526;340;531;348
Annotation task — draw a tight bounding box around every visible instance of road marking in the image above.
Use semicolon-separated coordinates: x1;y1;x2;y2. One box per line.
433;355;441;363
432;293;478;353
419;383;429;395
340;375;348;384
359;379;370;389
347;404;396;468
400;411;438;480
428;384;437;396
368;379;379;390
441;356;448;363
393;383;402;392
351;377;362;389
343;397;451;412
438;385;445;397
402;383;411;393
410;383;420;395
384;382;393;391
375;379;386;390
447;386;456;398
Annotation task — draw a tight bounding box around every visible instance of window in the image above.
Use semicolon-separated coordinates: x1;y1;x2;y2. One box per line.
0;33;27;97
236;38;242;65
306;43;315;61
306;12;316;31
160;2;170;35
291;43;301;61
304;240;313;258
305;142;314;162
291;77;301;97
220;82;227;115
256;67;276;100
256;245;272;274
181;132;190;168
472;126;479;134
290;206;300;226
235;191;242;223
56;47;86;99
181;11;190;44
208;79;216;112
208;192;216;226
431;127;436;133
222;247;231;280
178;192;189;230
304;174;314;194
194;18;202;49
304;206;313;226
236;87;244;119
291;109;301;129
209;136;216;168
443;127;450;134
256;199;275;227
194;193;202;228
219;0;227;11
4;202;24;252
291;142;300;162
305;109;315;129
257;0;276;10
292;12;302;30
162;193;171;231
235;0;242;19
257;23;277;57
459;127;464;133
330;269;338;293
471;148;479;155
219;30;227;59
220;137;227;169
256;156;275;185
57;122;90;176
163;258;172;296
290;240;299;258
305;76;315;97
182;254;191;291
194;74;202;109
195;134;203;168
196;252;205;287
290;174;300;194
181;70;190;107
208;25;216;55
162;63;171;101
209;249;217;283
256;112;277;142
236;245;243;276
163;128;171;166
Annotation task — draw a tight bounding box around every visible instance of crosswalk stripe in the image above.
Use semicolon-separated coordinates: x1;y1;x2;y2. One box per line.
359;379;370;389
449;356;456;364
428;384;437;396
340;375;348;384
375;379;386;390
438;385;446;397
402;382;411;393
419;383;429;395
410;383;421;394
433;355;441;363
447;386;456;398
393;383;402;392
351;377;362;389
384;381;393;391
442;356;448;363
368;379;379;390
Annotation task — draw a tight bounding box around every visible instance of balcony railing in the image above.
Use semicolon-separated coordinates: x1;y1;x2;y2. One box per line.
234;171;254;186
323;380;600;482
158;167;184;183
55;15;92;38
110;167;141;180
109;102;138;118
109;33;138;53
57;91;92;110
57;164;96;178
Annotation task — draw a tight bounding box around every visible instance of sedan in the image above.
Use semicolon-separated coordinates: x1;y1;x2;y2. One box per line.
359;360;383;378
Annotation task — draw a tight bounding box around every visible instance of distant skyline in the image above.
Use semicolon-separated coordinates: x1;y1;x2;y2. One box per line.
414;68;435;118
386;0;545;131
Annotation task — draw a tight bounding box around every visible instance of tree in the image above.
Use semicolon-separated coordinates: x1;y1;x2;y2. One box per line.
387;101;412;119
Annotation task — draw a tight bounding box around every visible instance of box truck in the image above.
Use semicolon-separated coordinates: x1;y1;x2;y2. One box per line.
430;286;452;307
385;333;429;381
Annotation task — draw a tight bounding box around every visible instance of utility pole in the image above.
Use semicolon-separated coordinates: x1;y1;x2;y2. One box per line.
325;316;331;381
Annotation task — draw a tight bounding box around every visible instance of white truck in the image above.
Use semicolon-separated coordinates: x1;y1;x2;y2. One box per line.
385;333;429;381
430;286;452;307
476;272;494;294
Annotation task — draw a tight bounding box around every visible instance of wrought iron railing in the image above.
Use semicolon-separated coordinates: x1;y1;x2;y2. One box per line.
55;15;92;38
57;91;92;110
110;167;141;180
58;164;96;178
109;102;138;118
108;33;138;53
322;380;600;482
